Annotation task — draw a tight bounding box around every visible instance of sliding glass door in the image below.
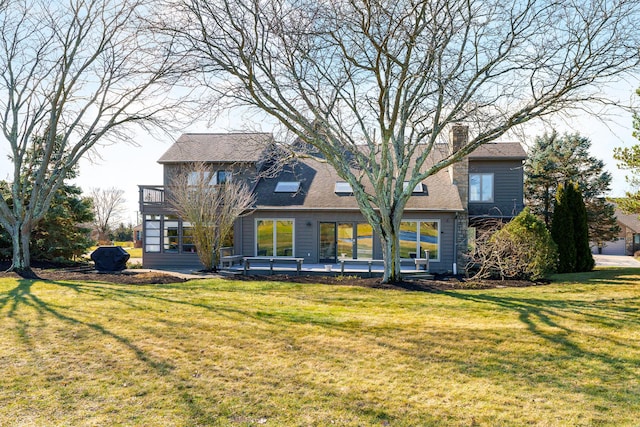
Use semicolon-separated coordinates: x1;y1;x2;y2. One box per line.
320;222;374;262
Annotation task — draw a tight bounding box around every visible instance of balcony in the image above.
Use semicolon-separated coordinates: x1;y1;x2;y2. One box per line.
139;185;167;210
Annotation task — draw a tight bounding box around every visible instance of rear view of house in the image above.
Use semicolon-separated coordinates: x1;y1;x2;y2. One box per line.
138;129;526;273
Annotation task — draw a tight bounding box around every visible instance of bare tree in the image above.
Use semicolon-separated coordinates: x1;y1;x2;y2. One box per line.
0;0;185;277
166;0;640;282
168;162;255;272
90;187;127;243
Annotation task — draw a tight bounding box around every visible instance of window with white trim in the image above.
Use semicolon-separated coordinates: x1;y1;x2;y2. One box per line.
469;173;494;202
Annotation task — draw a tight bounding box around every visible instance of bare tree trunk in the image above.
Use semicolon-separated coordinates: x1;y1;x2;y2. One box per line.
381;230;402;284
9;220;38;279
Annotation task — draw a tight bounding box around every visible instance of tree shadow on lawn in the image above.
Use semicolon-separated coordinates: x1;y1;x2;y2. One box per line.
3;275;640;423
0;279;217;425
440;289;640;383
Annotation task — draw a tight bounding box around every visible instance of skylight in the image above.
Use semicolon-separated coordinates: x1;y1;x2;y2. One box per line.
403;181;424;193
274;181;301;193
334;181;353;194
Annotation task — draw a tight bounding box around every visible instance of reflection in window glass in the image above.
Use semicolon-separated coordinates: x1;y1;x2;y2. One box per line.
164;220;179;253
182;221;196;253
399;222;418;258
419;221;438;259
356;223;373;259
469;173;494;202
256;220;274;256
276;220;294;256
338;223;353;258
400;220;439;260
256;219;294;257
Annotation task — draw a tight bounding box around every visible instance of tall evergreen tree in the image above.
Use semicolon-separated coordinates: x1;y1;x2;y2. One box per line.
0;135;94;262
569;185;595;272
525;131;619;243
0;182;94;262
614;88;640;214
551;183;594;273
551;184;576;273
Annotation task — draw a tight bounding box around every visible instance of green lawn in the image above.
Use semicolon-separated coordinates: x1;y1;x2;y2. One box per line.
1;269;639;426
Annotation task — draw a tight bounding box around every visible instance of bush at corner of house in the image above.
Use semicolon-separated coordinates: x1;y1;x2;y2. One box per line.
490;208;558;281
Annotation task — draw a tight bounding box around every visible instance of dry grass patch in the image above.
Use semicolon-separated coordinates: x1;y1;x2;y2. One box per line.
0;269;639;425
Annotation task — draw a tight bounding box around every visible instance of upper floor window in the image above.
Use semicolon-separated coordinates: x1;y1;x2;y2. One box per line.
187;170;231;186
216;170;231;184
469;173;494;202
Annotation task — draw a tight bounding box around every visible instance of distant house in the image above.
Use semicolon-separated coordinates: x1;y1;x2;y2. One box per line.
138;128;526;273
593;206;640;256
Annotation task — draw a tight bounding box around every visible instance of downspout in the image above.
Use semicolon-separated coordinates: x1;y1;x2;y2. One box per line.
453;212;458;275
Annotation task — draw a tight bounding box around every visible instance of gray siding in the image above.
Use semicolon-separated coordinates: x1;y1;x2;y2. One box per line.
468;160;524;218
162;162;260;189
143;252;202;270
241;209;458;273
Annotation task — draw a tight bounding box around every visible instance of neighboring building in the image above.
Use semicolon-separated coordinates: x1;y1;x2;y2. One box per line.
592;206;640;256
138;129;526;273
133;224;143;249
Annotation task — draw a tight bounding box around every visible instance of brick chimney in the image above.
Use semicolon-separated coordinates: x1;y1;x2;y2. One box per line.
448;124;469;205
448;124;469;273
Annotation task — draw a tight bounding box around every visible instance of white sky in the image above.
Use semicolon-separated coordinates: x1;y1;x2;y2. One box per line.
1;79;639;225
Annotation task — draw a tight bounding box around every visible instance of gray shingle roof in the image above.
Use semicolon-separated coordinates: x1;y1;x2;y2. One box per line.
469;142;526;160
158;133;273;164
253;156;465;211
615;207;640;232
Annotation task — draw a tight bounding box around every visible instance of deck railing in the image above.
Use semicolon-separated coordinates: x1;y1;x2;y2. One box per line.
139;185;166;209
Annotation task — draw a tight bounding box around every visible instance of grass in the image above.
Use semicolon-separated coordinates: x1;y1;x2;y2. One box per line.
1;269;639;426
89;242;142;259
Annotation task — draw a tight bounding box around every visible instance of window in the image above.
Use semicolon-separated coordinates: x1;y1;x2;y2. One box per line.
144;215;161;253
403;181;424;193
356;223;373;258
275;181;301;193
187;170;231;186
163;216;179;253
216;170;231;184
469;173;494;202
145;216;202;254
335;181;353;194
256;219;294;256
399;220;439;260
337;223;354;258
182;221;196;253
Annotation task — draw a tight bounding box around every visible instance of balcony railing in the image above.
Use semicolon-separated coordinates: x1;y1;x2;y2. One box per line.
139;185;166;209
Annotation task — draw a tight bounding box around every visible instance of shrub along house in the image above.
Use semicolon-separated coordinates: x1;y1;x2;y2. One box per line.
138;128;526;273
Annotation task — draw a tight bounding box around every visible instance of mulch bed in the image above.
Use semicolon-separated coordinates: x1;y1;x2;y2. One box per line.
232;273;548;291
0;261;188;285
0;261;546;290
